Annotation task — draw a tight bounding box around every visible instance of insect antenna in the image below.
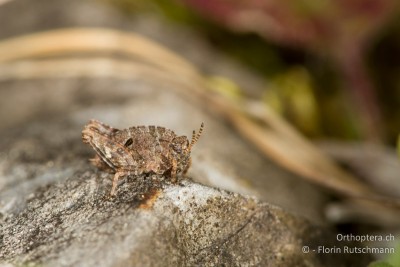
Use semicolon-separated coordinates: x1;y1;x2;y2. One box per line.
189;122;204;150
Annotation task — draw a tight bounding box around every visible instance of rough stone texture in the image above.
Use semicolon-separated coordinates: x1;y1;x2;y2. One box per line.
0;79;370;266
0;171;349;267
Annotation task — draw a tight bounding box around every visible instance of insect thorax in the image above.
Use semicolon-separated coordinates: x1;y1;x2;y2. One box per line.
114;126;190;174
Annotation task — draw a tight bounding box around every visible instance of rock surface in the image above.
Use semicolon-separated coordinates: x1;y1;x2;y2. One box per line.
0;80;370;266
0;161;331;267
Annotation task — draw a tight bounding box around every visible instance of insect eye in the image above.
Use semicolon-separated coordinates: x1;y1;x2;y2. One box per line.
124;138;133;147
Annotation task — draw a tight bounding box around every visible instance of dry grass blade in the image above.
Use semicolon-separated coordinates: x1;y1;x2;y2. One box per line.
206;94;388;200
0;27;398;208
0;0;13;6
0;28;201;84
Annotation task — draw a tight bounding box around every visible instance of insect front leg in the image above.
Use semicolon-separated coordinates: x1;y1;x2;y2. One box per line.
110;171;126;196
89;155;113;172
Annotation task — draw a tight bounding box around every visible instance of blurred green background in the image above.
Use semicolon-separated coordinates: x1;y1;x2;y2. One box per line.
103;0;400;145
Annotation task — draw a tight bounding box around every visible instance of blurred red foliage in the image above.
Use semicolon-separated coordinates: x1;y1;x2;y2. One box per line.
181;0;400;141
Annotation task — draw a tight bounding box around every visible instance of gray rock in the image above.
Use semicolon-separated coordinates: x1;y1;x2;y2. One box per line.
0;142;365;267
0;81;369;266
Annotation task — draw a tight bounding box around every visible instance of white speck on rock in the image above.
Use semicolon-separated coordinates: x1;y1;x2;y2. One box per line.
161;182;222;213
